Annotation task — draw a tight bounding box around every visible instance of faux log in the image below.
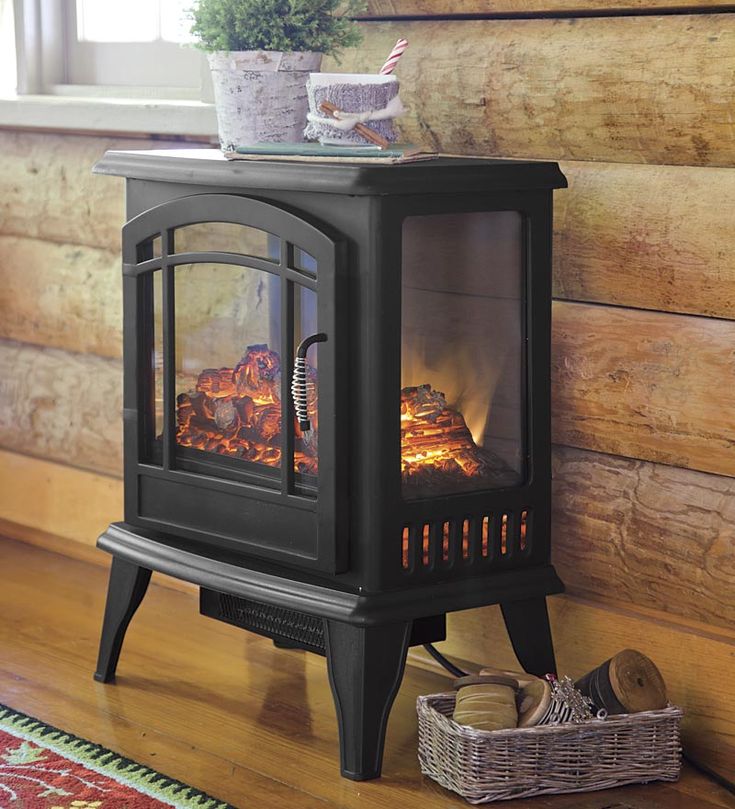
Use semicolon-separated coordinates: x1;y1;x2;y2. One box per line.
0;236;273;361
0;236;122;358
443;597;735;779
363;0;733;13
552;446;735;631
0;341;122;476
0;132;181;251
551;301;735;478
328;15;735;166
554;161;735;320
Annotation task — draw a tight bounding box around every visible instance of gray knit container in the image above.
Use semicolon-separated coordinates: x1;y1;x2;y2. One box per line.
304;73;400;145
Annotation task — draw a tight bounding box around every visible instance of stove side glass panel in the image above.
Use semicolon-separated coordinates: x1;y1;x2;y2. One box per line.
401;211;525;500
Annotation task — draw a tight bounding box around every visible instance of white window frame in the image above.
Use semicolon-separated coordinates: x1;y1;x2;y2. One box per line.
63;0;207;96
2;0;217;136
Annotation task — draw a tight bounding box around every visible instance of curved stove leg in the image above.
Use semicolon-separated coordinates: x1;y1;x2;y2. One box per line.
324;620;411;780
500;596;557;677
94;557;152;683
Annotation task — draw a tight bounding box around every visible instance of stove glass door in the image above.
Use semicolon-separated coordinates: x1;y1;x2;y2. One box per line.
147;228;320;495
123;193;345;572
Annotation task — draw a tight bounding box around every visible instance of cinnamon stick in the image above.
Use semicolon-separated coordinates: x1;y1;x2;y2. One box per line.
318;101;390;150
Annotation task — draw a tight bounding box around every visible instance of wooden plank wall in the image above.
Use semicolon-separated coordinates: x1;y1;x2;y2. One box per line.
332;6;735;776
0;3;734;777
363;1;734;12
0;131;168;534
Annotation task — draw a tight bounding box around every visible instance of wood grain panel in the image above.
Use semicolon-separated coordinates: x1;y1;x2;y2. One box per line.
442;597;735;778
551;446;735;630
0;132;181;251
554;161;735;319
0;664;336;809
0;341;122;476
551;302;735;477
363;0;735;13
0;236;122;358
0;450;122;544
328;15;735;166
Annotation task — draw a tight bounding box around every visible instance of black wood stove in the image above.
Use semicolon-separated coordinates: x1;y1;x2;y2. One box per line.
92;149;567;780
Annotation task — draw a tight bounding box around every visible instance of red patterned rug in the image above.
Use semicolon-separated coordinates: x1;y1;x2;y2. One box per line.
0;704;233;808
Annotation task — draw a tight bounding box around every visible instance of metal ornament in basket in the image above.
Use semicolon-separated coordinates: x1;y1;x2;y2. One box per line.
417;692;683;804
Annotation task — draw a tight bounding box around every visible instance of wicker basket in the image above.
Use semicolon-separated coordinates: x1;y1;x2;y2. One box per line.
417;692;682;804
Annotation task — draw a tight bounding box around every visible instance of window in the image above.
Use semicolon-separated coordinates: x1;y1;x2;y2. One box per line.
12;0;209;99
0;0;15;95
1;0;216;134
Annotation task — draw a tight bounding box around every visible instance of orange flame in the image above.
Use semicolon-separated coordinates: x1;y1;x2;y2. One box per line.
176;344;317;474
176;349;495;487
400;384;497;489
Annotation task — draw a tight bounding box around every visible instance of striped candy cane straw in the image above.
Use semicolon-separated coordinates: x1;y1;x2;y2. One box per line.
379;38;408;75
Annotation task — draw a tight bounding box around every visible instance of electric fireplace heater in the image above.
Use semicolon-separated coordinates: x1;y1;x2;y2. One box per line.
92;150;567;781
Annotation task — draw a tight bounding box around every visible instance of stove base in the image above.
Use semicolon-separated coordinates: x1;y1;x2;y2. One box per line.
199;588;447;655
93;522;562;779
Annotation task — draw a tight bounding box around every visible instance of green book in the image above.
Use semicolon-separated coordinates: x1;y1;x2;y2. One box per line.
226;142;437;164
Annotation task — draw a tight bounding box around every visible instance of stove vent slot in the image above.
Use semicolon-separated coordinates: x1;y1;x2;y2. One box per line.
520;509;530;551
400;508;532;572
481;515;491;557
500;513;509;555
401;526;411;570
422;523;431;566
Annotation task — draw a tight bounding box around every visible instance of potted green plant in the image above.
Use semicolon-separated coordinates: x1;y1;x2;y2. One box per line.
190;0;364;150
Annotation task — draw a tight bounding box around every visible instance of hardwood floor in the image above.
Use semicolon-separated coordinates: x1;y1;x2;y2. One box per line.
0;536;732;809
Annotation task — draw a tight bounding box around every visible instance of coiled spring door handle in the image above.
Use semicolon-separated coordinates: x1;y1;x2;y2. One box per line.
291;332;327;432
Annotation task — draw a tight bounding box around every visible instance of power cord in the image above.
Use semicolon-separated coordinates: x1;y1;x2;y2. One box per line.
423;645;735;796
423;643;468;678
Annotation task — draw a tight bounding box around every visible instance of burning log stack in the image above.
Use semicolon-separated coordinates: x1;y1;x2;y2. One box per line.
176;344;318;474
175;347;512;492
400;384;517;495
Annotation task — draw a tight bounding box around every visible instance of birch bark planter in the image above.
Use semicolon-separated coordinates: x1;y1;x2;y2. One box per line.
208;51;323;150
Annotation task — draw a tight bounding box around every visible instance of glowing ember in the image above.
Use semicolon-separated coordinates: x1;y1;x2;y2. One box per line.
401;384;518;494
401;384;494;479
176;344;318;474
176;348;512;491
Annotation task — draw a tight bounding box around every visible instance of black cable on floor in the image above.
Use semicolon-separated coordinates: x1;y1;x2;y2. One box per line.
423;643;468;678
